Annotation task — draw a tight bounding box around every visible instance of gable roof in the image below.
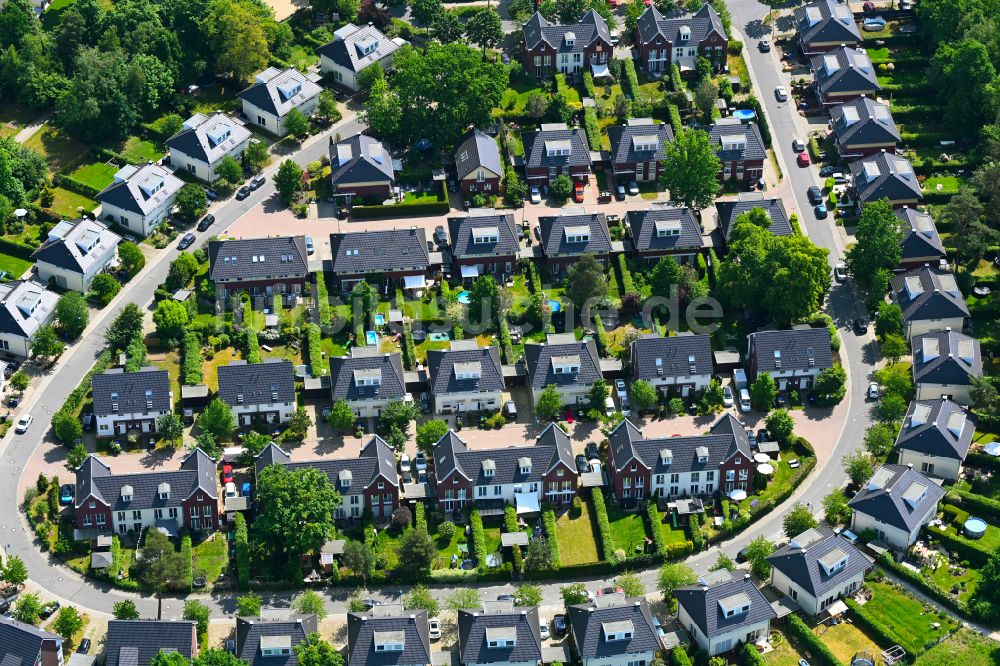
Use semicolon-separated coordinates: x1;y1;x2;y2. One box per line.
0;280;58;339
208;236;309;283
447;212;520;259
316;23;402;74
830;96;900;149
329;229;429;276
607;118;673;166
708;122;766;162
626;206;702;254
458;604;542;666
749;329;834;374
795;0;862;45
347;607;431;666
890;266;969;323
608;413;751;475
849;151;922;204
92;367;171;417
330;134;396;186
329;349;406;402
521;124;593;170
432;426;575;486
636;4;727;46
104;620;196;666
715;198;793;241
217;359;297;408
675;570;775;639
236;615;317;666
812;46;880;96
630;333;712;381
76;449;218;512
237;67;322;118
895;398;974;461
166;112;252;166
767;526;873;597
0;616;61;666
523;10;611;52
896;207;944;262
97;164;184;217
537;212;612;257
255;436;398;492
912;330;982;387
849;464;946;532
31;218;121;275
426;343;504;396
567;595;659;659
524;335;602;391
455;129;502;180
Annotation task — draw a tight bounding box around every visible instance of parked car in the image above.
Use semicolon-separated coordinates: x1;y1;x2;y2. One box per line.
529;186;542;204
604;396;615;416
415;452;428;471
15;415;32;433
792;138;805;153
420;392;430;413
539;620;550;640
82;412;94;430
197;214;215;232
757;428;770;443
178;232;196;250
552;615;568;637
746;429;757;447
204;188;218;201
722;384;734;407
758;39;771;52
305;235;315;255
428;617;442;640
503;400;517;418
77;639;92;654
615;378;627;398
807;185;823;205
235;185;252;200
399;454;411;474
39;601;59;620
627;180;639;195
60;484;74;505
819;165;838;177
360;599;383;610
774;86;789;101
225;482;237;498
815;203;828;218
853;319;868;335
585;441;600;460
609;31;620;46
863;16;886;30
739;388;752;413
497;594;514;602
834;263;848;282
868;382;880;400
222;464;234;484
616;183;626;200
249;174;266;190
573;181;585;203
575;454;589;473
797;152;811;167
434;226;448;247
831;172;850;184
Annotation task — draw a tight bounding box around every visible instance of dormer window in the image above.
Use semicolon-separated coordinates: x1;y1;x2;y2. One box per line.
552;355;580;374
544;139;572;157
455;362;482;380
679;25;691;41
660;449;673;465
121;485;133;503
718;592;750;618
339;469;353;487
564;225;590;244
563;31;576;47
158;482;171;500
473;227;499;244
818;548;849;576
696;446;709;463
145;389;153;409
519;456;532;475
486;627;517;648
655;219;681;237
374;631;405;652
277;81;302;100
354;369;382;387
483;459;496;478
260;636;292;656
602;620;634;642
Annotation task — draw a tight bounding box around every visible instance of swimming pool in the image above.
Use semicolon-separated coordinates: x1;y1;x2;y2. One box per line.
374;314;385;326
365;330;378;346
457;291;471;304
547;299;562;312
733;109;757;122
965;517;988;539
428;332;450;342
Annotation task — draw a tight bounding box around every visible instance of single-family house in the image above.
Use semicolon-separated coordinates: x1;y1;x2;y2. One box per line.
92;367;172;437
896;207;944;269
348;605;431;666
329;347;407;419
767;527;873;616
708;121;766;184
32;218;121;292
426;341;504;415
849;151;922;209
795;0;862;55
607;413;754;505
97;164;184;238
329;228;430;292
747;328;834;391
74;449;218;535
811;46;881;107
524;333;603;408
236;615;317;666
537;211;612;276
889;266;969;339
0;280;57;359
318;23;405;92
630;333;713;397
455;128;502;195
894;399;973;480
675;570;775;656
634;4;728;74
625;205;702;265
522;10;612;78
567;594;660;666
238;67;322;137
0;616;63;666
607;118;674;182
912;329;982;405
166;112;252;183
849;464;946;549
104;620;198;666
447;211;520;280
218;359;297;427
715;197;793;246
521;124;593;186
207;236;310;300
457;602;542;666
256;436;400;520
432;423;577;514
330;134;396;199
829;96;900;159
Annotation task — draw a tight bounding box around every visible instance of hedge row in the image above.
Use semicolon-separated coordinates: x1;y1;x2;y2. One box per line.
589;487;618;562
235;513;250;587
542;507;561;567
401;320;417;371
497;317;515;364
582;71;596;98
668;104;683;135
736;96;771;147
110;535;123;580
741;644;766;666
645;500;667;555
845;597;920;658
415;501;427;532
307;324;322;377
964;451;1000;472
688;512;705;551
182;332;202;385
622;58;640;99
351;201;450;218
950;487;1000;519
504;505;524;573
0;236;37;261
876;553;969;618
673;645;692;666
583;108;601;151
785;613;845;666
593;313;609;356
670;64;683;92
926;524;991;566
616;254;636;295
55;350;112;426
245;329;261;364
526;260;542;294
470;509;488;570
180;535;193;592
53;173;102;199
315;271;332;328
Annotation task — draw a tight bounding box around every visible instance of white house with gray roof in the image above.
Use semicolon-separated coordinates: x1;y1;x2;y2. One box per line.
629;333;712;397
329;348;407;419
567;594;660;666
0;279;58;358
31;218;120;292
457;602;542;666
97;164;184;238
218;359;297;426
848;464;946;549
92;367;173;436
167;112;252;183
890;266;969;339
524;333;603;409
104;620;197;666
715;197;793;245
347;605;431;666
675;570;775;656
237;67;322;137
912;330;982;405
318;23;406;92
767;527;873;616
747;328;834;392
0;615;63;666
894;399;973;480
236;614;318;666
426;341;504;415
849;151;922;209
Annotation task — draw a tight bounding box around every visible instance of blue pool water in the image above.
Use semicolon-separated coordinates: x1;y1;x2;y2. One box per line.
374;314;385;326
457;291;471;304
548;300;562;312
965;517;988;539
428;332;450;342
733;109;757;121
365;330;378;346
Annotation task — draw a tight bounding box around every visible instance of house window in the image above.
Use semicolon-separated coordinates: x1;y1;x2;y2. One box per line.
494;485;502;496
96;514;106;526
478;486;487;497
82;515;92;526
257;115;266;125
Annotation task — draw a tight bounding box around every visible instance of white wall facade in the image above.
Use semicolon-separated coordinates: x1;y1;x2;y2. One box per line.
768;368;821;391
915;382;973;406
96;408;171;437
434;390;502;415
169;136;251;184
895;449;962;481
473;482;542;505
531;383;592;409
347;397;397;419
904;317;965;340
850;508;932;549
101;200;172;238
770;569;865;616
648;372;711;397
677;604;770;657
582;650;656;666
241;95;319;138
335;492;366;519
320;54;399;92
231;400;296;426
0;331;34;358
36;246;118;292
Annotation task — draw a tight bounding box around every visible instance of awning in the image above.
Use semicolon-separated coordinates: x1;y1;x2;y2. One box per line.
591;62;611;78
728;489;747;501
515;492;540;515
403;275;426;289
461;265;479;278
827;600;848;617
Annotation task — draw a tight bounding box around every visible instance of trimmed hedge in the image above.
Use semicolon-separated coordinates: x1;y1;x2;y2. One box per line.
735;96;771;147
688;512;705;551
951;488;1000;519
526;259;542;294
926;524;991;565
668;104;683;135
669;64;683;92
315;271;332;328
180;535;193;592
181;332;202;385
402;320;417;371
53;173;102;199
245;329;261;364
498;317;515;364
542;506;562;567
584;108;601;151
741;643;766;666
876;553;969;618
307;324;322;377
616;255;635;295
622;58;640;99
593;313;609;356
965;451;1000;471
235;513;250;587
55;350;112;430
0;236;37;261
844;598;919;658
661;539;694;559
470;509;488;570
590;487;618;562
786;614;844;666
415;501;427;532
504;505;524;573
645;500;667;555
582;71;596;98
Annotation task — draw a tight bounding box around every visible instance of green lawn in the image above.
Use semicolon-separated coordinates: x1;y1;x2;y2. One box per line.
606;503;651;556
814;620;884;664
191;84;244;115
914;629;1000;666
736;450;804;513
927;561;980;603
50;186;97;218
286;44;319;71
70;162;118;190
764;629;805;666
555;503;601;565
0;253;33;279
433;526;468;569
864;581;958;653
401;190;444;205
152;350;183;409
483;526;502;558
202;348;241;391
192;532;228;585
120;136;164;163
923;175;961;195
25;125;89;175
934;519;1000;553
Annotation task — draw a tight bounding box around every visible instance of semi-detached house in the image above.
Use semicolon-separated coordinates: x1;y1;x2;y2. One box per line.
607;118;673;183
454;128;503;196
522;10;612;78
97;164;183;238
237;67;322;138
318;23;405;92
567;594;660;666
524;333;603;408
849;151;922;209
457;602;542;666
447;211;521;280
207;236;310;301
849;464;946;549
795;0;862;55
347;605;431;666
537;212;613;276
896;208;945;269
675;570;775;657
747;328;834;391
829;96;900;159
708;120;766;184
0;616;63;666
329;348;407;419
634;4;727;74
426;341;505;415
217;359;297;427
715;197;793;247
105;620;198;666
629;333;713;397
236;614;317;666
521;124;593;186
811;46;881;108
329;228;430;293
92;367;173;437
31;218;121;292
911;329;982;405
625;205;702;265
893;398;973;481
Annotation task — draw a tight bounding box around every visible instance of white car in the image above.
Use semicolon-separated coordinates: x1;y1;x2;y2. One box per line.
775;86;789;102
225;482;237;498
615;379;627;399
604;396;615;416
792;138;805;152
399;454;411;474
722;385;734;407
529;186;542;204
834;263;848;283
15;414;33;433
868;382;880;400
539;621;550;640
428;617;441;640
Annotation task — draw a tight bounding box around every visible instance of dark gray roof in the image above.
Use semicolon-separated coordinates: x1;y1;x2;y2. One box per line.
709;122;766;162
830;97;900;149
208;236;309;283
104;620;196;666
0;616;61;666
896;207;944;262
455;129;502;180
0;280;58;340
76;449;218;511
767;526;873;597
534;422;576;470
521;125;592;171
217;359;296;408
630;333;712;381
433;428;575;486
92;367;172;417
236;615;317;666
523;10;611;52
237;67;322;118
567;596;659;660
850;151;922;205
675;571;776;639
426;344;504;396
166;113;252;165
607;119;673;167
347;609;431;666
329;229;429;276
608;414;751;475
636;4;727;46
890;267;969;323
447;213;520;259
812;47;880;97
330;134;395;187
255;437;399;492
715;198;793;241
749;329;834;374
523;337;602;391
848;464;946;532
895;399;974;461
96;164;184;217
316;23;401;74
795;0;861;46
329;350;406;401
625;206;702;254
912;330;982;386
537;213;612;258
31;218;121;275
458;605;542;665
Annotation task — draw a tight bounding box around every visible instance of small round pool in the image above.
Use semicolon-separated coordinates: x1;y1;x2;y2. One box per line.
457;291;471;304
547;299;562;312
733;109;757;122
965;517;988;539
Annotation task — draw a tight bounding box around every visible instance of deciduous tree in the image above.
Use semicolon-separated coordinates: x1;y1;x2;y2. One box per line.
657;563;696;600
283;108;310;140
294;634;343;666
464;8;503;57
658;127;721;210
743;535;773;579
405;584;440;615
845;199;903;292
292;590;328;619
197;397;235;440
55;292;89;339
275;159;303;205
255;465;341;567
565;254;608;309
91;273;121;305
175;183;207;221
31;324;64;361
782;502;816;539
535;384;562;421
397;528;436;578
749;372;776;412
822;489;852;525
215;154;242;185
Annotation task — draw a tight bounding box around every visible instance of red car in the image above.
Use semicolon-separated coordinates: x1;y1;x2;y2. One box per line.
797;152;811;167
222;464;234;484
573;182;585;203
565;410;574;424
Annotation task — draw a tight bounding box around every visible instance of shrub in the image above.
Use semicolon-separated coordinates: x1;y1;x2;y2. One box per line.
616;255;636;295
662;540;694;559
593;313;610;356
645;500;667;555
583;71;596;97
584;108;601;151
668;104;683;134
244;329;261;364
181;332;202;385
315;272;332;328
785;613;845;666
542;507;561;567
180;535;193;591
504;506;524;573
951;488;1000;517
688;513;705;552
235;513;250;586
670;64;683;93
622;59;640;98
470;510;488;570
741;644;766;666
925;524;991;565
673;646;692;666
415;502;427;532
728;39;743;54
402;320;417;371
307;324;322;377
498;317;515;364
590;488;618;563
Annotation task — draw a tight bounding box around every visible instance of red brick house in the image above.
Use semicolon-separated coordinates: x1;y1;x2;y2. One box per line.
634;4;727;75
607;118;674;182
522;10;612;79
521;123;593;185
454;128;502;195
708;121;766;184
537;211;613;276
208;236;310;300
625;205;702;265
330;133;396;199
447;211;521;280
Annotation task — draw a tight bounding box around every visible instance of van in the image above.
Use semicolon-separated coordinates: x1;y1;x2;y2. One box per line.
732;369;748;390
739;388;752;413
604;396;615;416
